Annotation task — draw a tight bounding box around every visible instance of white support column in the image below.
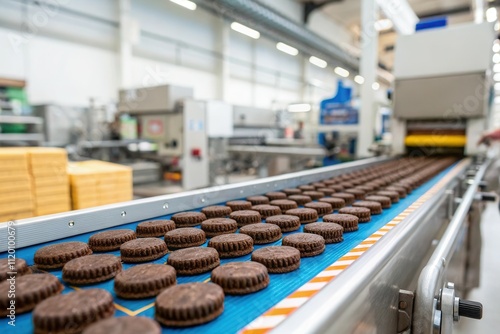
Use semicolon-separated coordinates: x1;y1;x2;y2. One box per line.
473;0;486;24
119;0;133;89
217;18;231;101
357;0;379;157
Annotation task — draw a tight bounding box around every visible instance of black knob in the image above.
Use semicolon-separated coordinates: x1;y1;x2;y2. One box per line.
458;299;483;319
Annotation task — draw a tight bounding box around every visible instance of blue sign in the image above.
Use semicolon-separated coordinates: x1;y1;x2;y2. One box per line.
320;81;358;125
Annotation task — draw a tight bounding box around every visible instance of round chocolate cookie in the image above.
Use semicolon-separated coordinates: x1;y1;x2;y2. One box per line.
287;195;312;206
34;241;92;269
225;200;252;211
33;288;114;334
246;195;270;205
0;273;63;316
282;233;325;257
303;223;343;244
229;210;262;227
355;185;374;194
88;229;137;252
83;317;161;334
62;254;122;285
164;228;206;249
302;191;325;200
285;208;318;224
251;246;301;273
201;218;238;237
240;224;282;244
281;188;302;196
251;204;281;219
353;201;383;215
211;262;269;295
208;234;254;258
304;202;333;217
167;247;220;275
344;188;366;200
171;212;207;227
0;258;31;280
339;207;371;223
136;220;175;238
114;264;176;299
318;197;346;210
331;192;355;206
323;216;357;234
317;187;335;196
270;199;298;214
155;283;224;327
120;238;169;263
340;181;354;189
365;195;392;209
298;185;315;191
265;215;301;232
311;182;326;189
265;191;287;201
376;190;400;203
201;205;232;218
328;184;345;192
386;186;407;198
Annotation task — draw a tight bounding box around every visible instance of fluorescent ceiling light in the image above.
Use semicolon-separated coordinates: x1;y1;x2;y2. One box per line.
354;75;365;84
287;103;311;112
495;82;500;90
494;43;500;53
494;64;500;72
372;82;380;90
494;53;500;63
494;73;500;81
495;96;500;104
374;19;393;31
276;42;298;56
231;22;260;39
309;78;324;87
309;56;327;68
170;0;197;10
334;67;349;78
487;8;497;22
375;0;418;35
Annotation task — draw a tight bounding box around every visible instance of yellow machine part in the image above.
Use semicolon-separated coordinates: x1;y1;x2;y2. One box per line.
405;135;466;147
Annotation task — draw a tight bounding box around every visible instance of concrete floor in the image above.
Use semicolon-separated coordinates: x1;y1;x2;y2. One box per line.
454;203;500;333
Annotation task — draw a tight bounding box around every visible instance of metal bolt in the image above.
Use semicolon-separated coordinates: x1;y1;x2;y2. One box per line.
121;211;127;217
68;221;75;227
399;301;407;309
163;203;169;210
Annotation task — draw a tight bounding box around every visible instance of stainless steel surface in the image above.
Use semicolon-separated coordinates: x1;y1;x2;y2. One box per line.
227;145;325;157
0;115;43;124
273;159;472;334
0;156;391;252
441;283;456;334
118;85;193;114
0;133;44;142
412;158;491;334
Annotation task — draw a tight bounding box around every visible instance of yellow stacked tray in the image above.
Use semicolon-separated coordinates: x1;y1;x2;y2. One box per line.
68;160;133;210
0;149;35;222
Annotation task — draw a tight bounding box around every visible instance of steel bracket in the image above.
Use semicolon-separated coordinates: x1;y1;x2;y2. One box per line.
398;289;415;333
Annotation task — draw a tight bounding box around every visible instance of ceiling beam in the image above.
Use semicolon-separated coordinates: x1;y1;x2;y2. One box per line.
303;0;344;24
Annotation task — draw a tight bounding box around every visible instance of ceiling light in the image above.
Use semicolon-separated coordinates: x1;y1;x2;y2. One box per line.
375;0;418;35
494;53;500;63
374;19;393;31
494;73;500;81
287;103;311;112
372;82;380;90
334;67;349;78
494;64;500;72
486;7;497;22
230;22;260;39
309;56;327;68
495;82;500;90
169;0;196;10
276;42;299;56
494;43;500;53
354;75;365;84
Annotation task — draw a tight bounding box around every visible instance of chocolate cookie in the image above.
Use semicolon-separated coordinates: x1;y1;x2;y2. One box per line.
120;238;169;263
251;246;301;273
0;273;63;316
340;181;354;189
365;195;392;209
376;190;400;203
386;186;407;198
114;264;176;299
281;188;302;196
34;241;92;269
0;258;31;280
311;182;326;189
270;199;298;214
265;215;301;232
246;195;270;205
288;194;312;206
229;210;262;227
240;224;282;244
353;201;383;215
201;205;232;218
201;218;238;237
33;288;114;334
331;192;355;206
301;191;325;200
211;262;269;295
339;207;371;223
303;223;343;243
323;214;359;231
285;208;318;224
155;283;224;327
88;229;137;252
251;204;281;219
355;185;374;194
167;247;220;275
304;202;333;217
164;228;206;249
171;212;207;227
344;188;366;200
208;234;254;258
317;187;335;196
136;220;175;238
328;184;345;192
318;197;346;210
298;185;315;191
83;317;161;334
62;254;122;285
225;200;252;211
282;233;325;257
265;191;287;200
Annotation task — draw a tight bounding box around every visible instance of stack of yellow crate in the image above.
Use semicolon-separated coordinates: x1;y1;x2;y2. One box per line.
0;149;35;222
68;160;133;210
